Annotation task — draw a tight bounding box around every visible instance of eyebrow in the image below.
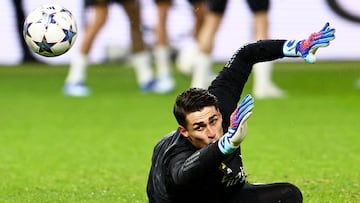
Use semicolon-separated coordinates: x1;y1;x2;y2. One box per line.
192;114;218;127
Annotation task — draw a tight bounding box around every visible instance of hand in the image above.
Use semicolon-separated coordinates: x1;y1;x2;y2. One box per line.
218;94;254;154
283;22;335;63
228;94;254;145
230;110;252;146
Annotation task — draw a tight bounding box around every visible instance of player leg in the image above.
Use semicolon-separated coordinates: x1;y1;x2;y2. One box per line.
176;0;206;75
64;1;109;97
228;182;303;203
355;78;360;89
191;0;228;88
152;0;175;93
12;0;40;63
121;0;157;92
248;0;285;99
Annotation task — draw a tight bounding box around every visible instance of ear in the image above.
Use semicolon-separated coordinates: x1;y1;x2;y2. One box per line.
178;125;189;138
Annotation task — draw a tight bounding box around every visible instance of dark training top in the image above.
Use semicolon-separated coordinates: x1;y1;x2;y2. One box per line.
147;40;286;203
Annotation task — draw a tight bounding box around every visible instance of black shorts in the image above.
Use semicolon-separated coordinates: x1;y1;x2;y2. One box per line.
206;0;269;14
226;182;303;203
84;0;132;7
206;0;228;14
246;0;270;13
154;0;203;4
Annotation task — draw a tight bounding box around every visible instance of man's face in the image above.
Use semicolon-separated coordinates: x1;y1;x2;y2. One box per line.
179;106;224;149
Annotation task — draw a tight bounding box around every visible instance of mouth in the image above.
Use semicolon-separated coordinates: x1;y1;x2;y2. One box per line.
209;137;217;143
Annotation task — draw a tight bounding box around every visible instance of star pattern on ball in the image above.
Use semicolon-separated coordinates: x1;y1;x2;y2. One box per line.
23;22;32;38
62;25;77;44
44;13;57;29
60;8;73;18
49;14;57;23
36;36;56;54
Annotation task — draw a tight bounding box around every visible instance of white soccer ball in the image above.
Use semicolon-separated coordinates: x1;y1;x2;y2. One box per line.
23;4;77;57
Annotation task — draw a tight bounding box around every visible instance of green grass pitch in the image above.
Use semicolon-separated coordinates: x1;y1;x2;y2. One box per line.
0;60;359;202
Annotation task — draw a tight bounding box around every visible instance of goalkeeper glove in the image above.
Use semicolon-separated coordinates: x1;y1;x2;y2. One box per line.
218;94;254;155
283;22;335;63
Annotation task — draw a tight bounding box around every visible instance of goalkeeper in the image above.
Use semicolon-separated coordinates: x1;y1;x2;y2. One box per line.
146;23;335;203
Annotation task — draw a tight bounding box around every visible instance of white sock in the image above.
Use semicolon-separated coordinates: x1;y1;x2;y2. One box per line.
191;51;212;89
66;53;88;84
153;45;171;77
176;40;198;75
253;61;273;90
130;51;154;87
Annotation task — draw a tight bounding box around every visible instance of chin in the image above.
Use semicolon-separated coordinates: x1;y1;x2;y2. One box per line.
209;139;217;144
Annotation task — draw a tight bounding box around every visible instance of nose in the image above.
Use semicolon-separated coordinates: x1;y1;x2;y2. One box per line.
206;126;216;138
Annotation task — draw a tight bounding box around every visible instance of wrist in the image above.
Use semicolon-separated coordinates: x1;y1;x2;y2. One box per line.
218;133;237;155
283;40;302;57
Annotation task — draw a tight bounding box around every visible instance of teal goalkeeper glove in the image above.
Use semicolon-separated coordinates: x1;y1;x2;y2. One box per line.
218;94;254;155
283;22;335;63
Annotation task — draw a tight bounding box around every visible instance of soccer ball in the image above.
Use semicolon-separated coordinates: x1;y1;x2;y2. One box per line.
23;4;77;57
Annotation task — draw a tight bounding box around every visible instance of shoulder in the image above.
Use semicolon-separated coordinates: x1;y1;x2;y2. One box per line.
154;130;179;150
153;130;190;152
152;130;194;161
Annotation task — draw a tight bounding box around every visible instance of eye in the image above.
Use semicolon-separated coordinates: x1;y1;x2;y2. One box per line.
209;118;218;125
194;126;204;131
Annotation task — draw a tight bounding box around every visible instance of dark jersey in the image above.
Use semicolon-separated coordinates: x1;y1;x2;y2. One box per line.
147;40;285;203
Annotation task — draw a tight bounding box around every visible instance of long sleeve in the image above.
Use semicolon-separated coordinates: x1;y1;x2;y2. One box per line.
209;40;286;130
169;140;225;185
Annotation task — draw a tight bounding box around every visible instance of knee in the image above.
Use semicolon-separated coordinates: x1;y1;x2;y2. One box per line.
284;183;303;203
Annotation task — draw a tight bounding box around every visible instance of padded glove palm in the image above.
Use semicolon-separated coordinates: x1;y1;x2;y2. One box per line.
218;94;254;155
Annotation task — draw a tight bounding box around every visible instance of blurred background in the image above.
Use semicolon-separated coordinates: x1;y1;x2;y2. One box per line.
1;0;359;65
0;1;359;202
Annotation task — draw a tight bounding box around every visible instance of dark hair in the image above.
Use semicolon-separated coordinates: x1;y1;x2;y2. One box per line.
173;88;218;128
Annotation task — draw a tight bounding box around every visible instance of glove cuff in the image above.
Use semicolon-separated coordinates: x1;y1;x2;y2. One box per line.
218;133;238;155
283;40;302;57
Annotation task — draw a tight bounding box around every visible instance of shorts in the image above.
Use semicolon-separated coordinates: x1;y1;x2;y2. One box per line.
85;0;132;7
206;0;228;14
154;0;203;4
246;0;270;13
226;182;303;203
206;0;269;14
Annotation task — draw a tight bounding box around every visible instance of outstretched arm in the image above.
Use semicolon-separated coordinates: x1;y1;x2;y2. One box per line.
209;22;335;130
170;23;336;184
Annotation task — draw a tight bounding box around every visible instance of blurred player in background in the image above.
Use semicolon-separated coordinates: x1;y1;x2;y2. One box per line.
247;0;284;99
356;78;360;89
152;0;206;93
188;0;284;99
11;0;39;63
63;0;154;97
